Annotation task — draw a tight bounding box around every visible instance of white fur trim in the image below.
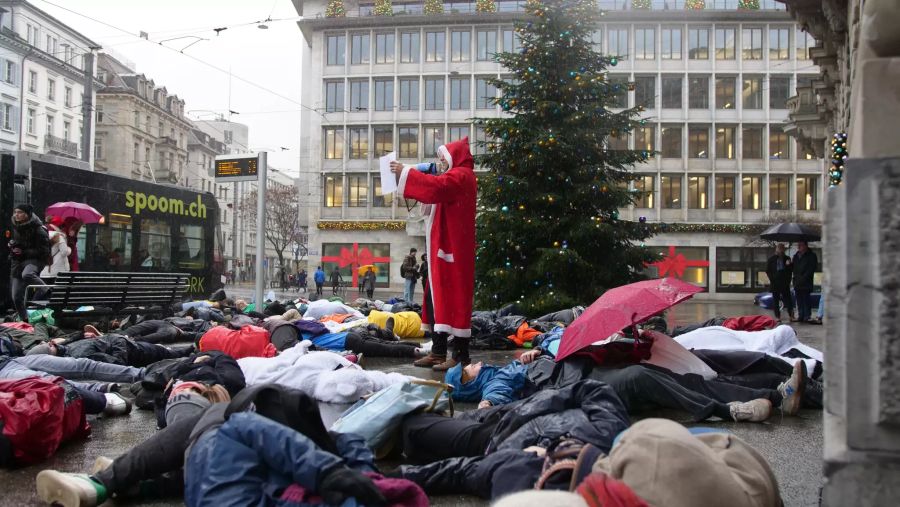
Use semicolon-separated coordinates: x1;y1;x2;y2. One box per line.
438;144;452;169
397;165;412;197
437;249;454;263
434;324;472;338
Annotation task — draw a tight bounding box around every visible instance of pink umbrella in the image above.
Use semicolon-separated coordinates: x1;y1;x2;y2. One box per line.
555;278;703;362
45;201;104;224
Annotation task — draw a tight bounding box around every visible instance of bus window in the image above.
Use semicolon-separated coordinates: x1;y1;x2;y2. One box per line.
76;227;87;265
108;213;132;271
177;224;206;270
139;219;171;270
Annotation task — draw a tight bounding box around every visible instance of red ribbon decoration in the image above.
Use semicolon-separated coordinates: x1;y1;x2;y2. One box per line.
321;243;391;287
648;245;710;279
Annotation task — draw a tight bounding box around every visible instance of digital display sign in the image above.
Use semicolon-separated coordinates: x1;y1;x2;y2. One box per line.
214;155;259;182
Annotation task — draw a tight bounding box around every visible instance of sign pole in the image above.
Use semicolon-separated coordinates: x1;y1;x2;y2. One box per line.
255;151;267;307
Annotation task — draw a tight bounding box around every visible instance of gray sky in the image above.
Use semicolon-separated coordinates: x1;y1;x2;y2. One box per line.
34;0;304;172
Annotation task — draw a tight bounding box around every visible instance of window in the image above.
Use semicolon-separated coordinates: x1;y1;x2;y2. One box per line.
347;174;368;207
502;28;520;52
770;28;789;60
133;110;140;128
661;175;682;209
175;224;205;270
424;77;444;110
688;176;708;209
44;115;54;135
634;27;655;60
325;80;344;112
400;32;420;63
797;176;818;211
799;141;818;160
476;77;496;109
450;30;471;62
661;28;681;60
742;126;763;159
324;175;343;207
326;34;346;65
742;77;762;109
473;125;490;155
3;60;14;84
324;127;344;159
661;76;682;108
742;176;762;210
742;28;762;60
46;35;57;55
375;32;395;64
2;103;14;130
688;77;708;109
26;107;35;135
347;127;369;160
797;29;815;60
450;77;470;110
715;28;735;60
398;126;418;158
769;125;789;159
140;220;171;270
661;126;681;158
96;105;103;123
634;175;655;208
351;33;370;64
399;78;419;110
715;77;735;109
423;126;443;156
63;121;70;140
634;76;655;108
350;80;369;111
688;126;708;158
608;76;628;108
635;126;654;152
374;79;394;111
608;132;628;151
609;28;628;58
769;76;790;109
94;137;103;159
477;29;497;61
715;126;735;159
26;24;35;45
769;175;790;210
689;28;709;59
448;125;469;142
372;177;393;207
28;70;36;93
373;126;393;155
716;176;735;209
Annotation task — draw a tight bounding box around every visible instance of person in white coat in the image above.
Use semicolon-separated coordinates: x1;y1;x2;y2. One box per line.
41;230;70;277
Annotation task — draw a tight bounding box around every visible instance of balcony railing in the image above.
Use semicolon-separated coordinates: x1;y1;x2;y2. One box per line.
44;134;78;158
158;136;178;148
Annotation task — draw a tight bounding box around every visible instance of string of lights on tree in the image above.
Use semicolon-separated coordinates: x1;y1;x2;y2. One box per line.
325;0;346;17
830;132;848;187
317;221;406;231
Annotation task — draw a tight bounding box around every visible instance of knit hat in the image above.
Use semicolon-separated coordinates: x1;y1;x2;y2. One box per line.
165;391;212;426
14;203;33;216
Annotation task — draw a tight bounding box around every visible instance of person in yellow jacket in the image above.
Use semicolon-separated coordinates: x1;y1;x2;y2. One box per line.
367;310;425;340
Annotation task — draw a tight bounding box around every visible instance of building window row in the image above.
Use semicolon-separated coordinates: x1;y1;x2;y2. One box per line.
323;173;395;208
617;123;813;161
633;174;818;211
324;76;501;113
323;124;488;160
623;73;799;110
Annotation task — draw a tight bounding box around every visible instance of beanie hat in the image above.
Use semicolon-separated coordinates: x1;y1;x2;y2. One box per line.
14;203;33;216
165;391;212;426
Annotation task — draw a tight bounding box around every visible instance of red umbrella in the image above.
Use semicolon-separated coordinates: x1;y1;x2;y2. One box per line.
555;278;703;362
45;202;104;224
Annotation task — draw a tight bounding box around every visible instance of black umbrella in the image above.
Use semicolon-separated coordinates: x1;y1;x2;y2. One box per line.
759;223;821;242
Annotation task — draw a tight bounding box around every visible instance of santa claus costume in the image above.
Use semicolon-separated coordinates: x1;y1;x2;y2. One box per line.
397;137;477;369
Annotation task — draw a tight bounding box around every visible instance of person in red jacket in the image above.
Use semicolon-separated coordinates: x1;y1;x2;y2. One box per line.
391;137;477;371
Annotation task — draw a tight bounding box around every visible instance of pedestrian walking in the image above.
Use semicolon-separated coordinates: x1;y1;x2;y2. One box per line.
792;241;818;323
418;253;429;295
41;230;71;277
362;267;376;300
330;266;343;296
314;266;325;296
765;243;794;321
297;269;307;293
401;248;419;303
8;204;50;321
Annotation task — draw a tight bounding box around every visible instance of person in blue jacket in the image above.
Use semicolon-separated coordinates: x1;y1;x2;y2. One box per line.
314;266;326;296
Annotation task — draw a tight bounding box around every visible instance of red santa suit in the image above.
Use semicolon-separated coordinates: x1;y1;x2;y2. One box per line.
397;137;477;337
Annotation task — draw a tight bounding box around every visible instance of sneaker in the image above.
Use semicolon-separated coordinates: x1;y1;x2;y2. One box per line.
432;357;459;372
728;399;773;422
413;353;446;368
777;361;807;416
102;392;132;417
36;470;107;507
90;456;113;475
413;348;428;358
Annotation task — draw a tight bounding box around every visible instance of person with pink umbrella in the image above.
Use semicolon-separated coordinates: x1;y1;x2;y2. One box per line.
45;201;103;272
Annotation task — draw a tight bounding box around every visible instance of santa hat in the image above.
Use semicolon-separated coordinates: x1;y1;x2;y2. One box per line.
437;137;474;170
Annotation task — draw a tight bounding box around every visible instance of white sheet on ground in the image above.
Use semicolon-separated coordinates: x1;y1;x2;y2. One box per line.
673;325;822;373
641;330;718;380
302;299;364;320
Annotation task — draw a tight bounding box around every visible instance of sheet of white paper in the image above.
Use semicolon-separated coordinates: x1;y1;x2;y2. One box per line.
379;152;398;194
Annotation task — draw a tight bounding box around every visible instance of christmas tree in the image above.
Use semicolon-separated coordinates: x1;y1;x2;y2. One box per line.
474;0;655;315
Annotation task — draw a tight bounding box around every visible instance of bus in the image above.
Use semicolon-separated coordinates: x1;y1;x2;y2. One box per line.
1;154;223;310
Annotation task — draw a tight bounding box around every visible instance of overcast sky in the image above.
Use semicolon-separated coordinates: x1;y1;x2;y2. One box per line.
34;0;304;172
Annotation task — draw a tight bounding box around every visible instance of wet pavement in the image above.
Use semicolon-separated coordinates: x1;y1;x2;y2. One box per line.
0;301;824;506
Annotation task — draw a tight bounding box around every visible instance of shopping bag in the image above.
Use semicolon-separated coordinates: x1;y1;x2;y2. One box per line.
331;379;453;457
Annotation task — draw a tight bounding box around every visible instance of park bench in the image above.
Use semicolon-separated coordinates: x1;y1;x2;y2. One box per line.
26;271;190;326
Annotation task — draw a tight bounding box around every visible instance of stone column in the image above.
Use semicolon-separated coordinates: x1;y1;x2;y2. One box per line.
823;0;900;504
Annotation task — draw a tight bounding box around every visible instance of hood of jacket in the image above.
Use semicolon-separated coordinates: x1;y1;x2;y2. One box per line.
438;136;474;171
445;362;499;402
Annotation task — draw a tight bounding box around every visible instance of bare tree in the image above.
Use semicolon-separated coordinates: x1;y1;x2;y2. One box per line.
239;184;303;273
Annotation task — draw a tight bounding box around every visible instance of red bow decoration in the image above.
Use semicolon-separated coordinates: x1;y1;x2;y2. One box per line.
321;243;391;287
648;246;709;279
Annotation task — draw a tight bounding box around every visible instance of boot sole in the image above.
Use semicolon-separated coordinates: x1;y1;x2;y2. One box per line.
782;362;807;416
36;470;96;507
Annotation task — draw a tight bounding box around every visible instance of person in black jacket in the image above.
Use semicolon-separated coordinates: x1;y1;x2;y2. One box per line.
9;204;50;321
765;243;794;320
792;241;818;323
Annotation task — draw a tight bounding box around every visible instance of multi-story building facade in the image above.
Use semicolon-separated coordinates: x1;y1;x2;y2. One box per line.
0;0;98;163
93;53;192;184
294;0;823;297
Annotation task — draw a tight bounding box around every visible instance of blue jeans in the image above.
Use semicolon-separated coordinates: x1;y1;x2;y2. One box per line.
0;355;144;391
795;289;813;322
817;293;825;320
404;278;416;303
